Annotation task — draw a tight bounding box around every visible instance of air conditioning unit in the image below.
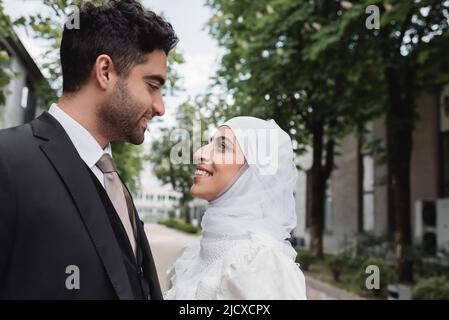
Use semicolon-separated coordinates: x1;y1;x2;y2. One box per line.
414;199;449;254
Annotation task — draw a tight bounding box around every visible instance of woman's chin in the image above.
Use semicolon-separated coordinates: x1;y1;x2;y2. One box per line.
190;185;202;199
190;185;213;201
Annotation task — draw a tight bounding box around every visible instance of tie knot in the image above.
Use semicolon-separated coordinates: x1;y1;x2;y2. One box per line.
96;153;117;173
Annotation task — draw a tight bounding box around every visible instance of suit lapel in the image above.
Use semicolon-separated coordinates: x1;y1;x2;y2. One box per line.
120;174;162;299
135;216;163;299
31;112;134;300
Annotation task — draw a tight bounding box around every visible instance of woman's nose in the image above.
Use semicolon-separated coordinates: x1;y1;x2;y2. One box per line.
193;144;213;164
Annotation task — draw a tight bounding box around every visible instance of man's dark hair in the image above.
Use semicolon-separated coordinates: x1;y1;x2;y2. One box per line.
60;0;178;93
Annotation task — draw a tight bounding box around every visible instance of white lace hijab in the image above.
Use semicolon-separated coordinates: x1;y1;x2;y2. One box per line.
201;116;298;244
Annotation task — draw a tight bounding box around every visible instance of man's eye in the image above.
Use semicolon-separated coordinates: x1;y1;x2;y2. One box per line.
147;83;159;92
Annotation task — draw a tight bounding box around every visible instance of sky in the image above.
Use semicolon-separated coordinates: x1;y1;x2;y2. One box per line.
3;0;222;129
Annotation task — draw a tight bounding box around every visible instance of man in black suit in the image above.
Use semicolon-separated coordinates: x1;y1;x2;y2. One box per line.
0;0;178;299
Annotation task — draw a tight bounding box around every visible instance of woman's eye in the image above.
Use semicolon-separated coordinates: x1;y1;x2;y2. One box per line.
217;143;226;152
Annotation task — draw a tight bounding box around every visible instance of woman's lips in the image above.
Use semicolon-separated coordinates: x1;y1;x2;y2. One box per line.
196;165;213;175
193;166;213;183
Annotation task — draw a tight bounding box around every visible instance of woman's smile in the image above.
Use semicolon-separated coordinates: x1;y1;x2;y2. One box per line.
190;126;245;201
195;166;213;177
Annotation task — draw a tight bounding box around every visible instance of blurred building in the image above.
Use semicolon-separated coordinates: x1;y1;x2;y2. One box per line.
0;34;46;129
294;86;449;255
133;162;182;223
189;197;208;227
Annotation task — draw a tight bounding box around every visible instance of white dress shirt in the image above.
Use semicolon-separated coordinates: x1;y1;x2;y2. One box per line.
48;104;112;188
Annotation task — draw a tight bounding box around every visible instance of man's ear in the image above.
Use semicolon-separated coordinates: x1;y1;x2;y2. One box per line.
94;54;115;90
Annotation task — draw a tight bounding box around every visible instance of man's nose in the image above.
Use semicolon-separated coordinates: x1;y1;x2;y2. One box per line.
152;92;165;117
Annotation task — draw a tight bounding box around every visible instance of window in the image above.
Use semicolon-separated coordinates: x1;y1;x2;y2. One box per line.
362;155;375;231
20;87;29;109
441;89;449;197
441;132;449;197
324;182;333;233
358;124;375;232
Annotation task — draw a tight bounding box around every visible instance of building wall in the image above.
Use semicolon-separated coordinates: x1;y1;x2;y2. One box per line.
133;162;181;222
325;133;360;252
293;134;361;253
410;95;440;205
293;93;441;253
0;52;28;128
372;116;389;236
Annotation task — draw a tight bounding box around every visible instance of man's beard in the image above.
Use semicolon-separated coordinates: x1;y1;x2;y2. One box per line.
98;78;147;145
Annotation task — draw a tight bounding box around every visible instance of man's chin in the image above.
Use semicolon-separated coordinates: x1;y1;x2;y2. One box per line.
130;136;145;145
124;131;145;145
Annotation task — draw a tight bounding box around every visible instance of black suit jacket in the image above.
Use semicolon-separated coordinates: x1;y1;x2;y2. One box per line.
0;112;163;300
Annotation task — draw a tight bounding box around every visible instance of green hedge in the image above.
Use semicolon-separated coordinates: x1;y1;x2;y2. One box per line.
325;253;348;282
412;276;449;300
356;257;395;298
158;219;201;234
295;248;316;271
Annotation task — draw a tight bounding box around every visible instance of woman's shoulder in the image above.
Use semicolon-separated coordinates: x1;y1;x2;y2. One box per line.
220;233;297;274
216;234;307;299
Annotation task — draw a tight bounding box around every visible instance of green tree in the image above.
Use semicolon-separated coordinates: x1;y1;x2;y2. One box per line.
149;98;212;224
309;0;449;283
205;0;379;259
0;0;30;106
207;0;449;283
0;0;12;106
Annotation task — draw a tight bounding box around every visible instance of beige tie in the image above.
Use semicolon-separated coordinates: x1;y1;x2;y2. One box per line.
96;153;137;256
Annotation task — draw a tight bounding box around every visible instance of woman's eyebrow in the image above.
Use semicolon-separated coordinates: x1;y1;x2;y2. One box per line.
209;136;233;145
219;136;234;145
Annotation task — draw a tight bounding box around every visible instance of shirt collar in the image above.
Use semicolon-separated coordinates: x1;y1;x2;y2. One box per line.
48;103;112;169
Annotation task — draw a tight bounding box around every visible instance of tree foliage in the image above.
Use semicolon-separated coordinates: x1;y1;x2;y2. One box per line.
205;0;381;259
205;0;449;282
149;97;213;223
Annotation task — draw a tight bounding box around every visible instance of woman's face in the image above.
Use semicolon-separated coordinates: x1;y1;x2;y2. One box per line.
191;126;245;201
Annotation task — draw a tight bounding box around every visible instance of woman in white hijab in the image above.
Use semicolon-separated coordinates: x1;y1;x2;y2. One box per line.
164;116;307;300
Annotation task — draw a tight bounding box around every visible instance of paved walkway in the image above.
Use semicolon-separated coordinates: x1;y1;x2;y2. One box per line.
144;222;198;292
305;276;366;300
144;223;359;299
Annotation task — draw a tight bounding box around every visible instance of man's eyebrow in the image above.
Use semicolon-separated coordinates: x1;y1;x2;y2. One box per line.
143;75;166;86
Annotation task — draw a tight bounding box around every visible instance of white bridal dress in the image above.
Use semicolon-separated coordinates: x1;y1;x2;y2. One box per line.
164;117;308;300
164;232;307;300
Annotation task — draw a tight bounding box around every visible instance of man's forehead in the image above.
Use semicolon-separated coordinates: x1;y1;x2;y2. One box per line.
135;50;167;76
